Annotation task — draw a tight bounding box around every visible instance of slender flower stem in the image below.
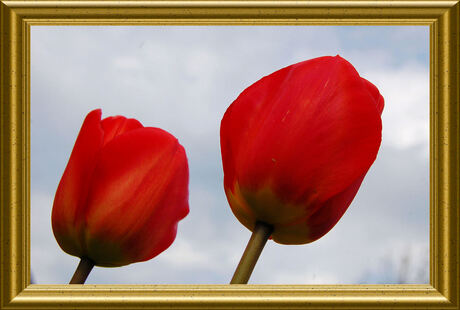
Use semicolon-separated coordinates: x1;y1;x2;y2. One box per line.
230;221;274;284
69;257;94;284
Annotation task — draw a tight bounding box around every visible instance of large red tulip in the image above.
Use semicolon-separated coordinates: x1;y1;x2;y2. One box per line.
52;109;189;267
221;55;384;245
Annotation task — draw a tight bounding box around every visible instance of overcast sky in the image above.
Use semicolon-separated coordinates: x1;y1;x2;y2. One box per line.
31;26;429;284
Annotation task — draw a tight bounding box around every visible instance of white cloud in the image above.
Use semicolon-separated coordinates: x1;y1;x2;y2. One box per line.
365;64;429;154
271;272;340;285
112;56;142;70
157;240;215;269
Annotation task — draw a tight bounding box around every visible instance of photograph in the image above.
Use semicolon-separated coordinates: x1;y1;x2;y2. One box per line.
30;25;430;285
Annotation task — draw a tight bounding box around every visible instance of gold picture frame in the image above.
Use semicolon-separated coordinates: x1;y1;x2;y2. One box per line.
1;0;459;309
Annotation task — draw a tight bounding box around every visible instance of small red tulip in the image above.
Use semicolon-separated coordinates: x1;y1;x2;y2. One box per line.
52;109;189;267
221;55;384;245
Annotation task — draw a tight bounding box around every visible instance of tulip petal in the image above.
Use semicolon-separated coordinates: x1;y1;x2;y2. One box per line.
101;115;143;146
52;109;104;257
82;128;189;266
123;145;189;263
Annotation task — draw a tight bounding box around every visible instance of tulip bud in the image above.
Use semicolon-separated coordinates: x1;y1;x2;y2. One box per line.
52;109;189;268
221;55;384;245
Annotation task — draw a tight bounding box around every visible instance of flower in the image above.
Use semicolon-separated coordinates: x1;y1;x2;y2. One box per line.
52;109;189;267
220;55;384;245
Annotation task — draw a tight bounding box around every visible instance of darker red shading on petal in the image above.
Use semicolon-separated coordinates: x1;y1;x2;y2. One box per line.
304;173;366;243
52;109;104;257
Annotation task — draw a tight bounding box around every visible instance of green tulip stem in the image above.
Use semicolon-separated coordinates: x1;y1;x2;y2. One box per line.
230;221;274;284
69;257;94;284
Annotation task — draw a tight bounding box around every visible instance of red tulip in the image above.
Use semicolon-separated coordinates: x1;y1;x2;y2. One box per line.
52;109;189;268
221;55;384;245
